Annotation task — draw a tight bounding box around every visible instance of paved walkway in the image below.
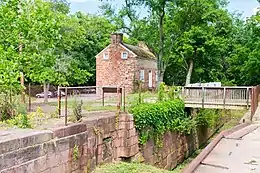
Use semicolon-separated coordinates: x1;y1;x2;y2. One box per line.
194;104;260;173
195;124;260;173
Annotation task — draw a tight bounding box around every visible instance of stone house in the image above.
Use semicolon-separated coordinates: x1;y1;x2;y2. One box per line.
96;33;157;93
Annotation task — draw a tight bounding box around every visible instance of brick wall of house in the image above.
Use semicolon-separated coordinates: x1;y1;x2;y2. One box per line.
135;59;157;90
96;44;137;94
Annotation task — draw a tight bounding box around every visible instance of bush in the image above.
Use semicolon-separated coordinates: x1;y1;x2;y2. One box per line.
195;109;221;128
130;99;195;145
5;113;32;128
70;98;83;122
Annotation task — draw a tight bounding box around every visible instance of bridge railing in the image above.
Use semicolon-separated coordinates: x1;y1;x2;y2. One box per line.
182;86;252;108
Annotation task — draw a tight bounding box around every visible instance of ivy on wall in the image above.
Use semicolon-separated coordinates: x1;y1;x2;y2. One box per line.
131;99;195;145
130;83;224;146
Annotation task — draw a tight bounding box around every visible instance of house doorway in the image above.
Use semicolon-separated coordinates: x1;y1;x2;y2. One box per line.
149;71;152;88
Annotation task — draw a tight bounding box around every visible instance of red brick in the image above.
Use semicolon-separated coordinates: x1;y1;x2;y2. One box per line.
96;36;157;94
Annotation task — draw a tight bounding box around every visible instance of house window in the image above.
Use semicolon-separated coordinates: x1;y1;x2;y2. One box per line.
155;71;158;82
103;53;109;60
140;70;145;81
121;52;128;59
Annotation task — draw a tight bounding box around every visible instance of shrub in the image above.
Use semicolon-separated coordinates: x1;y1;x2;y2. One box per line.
130;99;195;145
70;98;83;122
195;109;221;128
5;113;32;128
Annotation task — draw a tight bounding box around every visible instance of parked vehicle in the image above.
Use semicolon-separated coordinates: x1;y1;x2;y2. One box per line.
36;91;53;98
53;91;66;97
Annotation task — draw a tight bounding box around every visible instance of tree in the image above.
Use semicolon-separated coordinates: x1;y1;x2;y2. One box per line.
227;10;260;85
168;0;232;85
101;0;234;86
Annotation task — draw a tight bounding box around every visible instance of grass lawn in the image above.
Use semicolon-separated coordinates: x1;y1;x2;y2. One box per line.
94;162;172;173
48;91;158;112
220;109;247;131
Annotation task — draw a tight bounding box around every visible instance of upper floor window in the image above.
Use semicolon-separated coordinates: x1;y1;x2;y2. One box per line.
103;53;109;60
140;70;145;81
121;52;128;59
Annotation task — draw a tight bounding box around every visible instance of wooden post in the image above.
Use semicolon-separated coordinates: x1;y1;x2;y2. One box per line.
202;86;205;108
28;83;31;111
117;87;120;112
58;86;61;118
65;87;68;126
20;72;25;104
223;87;226;109
246;87;249;109
123;86;126;112
251;88;255;118
102;87;105;106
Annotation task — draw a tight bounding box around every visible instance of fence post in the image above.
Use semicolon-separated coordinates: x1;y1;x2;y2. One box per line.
251;87;256;119
28;83;31;112
102;87;105;106
117;87;120;112
65;87;68;126
202;86;205;108
58;86;61;118
223;87;226;109
246;87;249;109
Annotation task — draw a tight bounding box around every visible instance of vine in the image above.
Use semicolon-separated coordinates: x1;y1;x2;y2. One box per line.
131;99;195;145
73;144;79;161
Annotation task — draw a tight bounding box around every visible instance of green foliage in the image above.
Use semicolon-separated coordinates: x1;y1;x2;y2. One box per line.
5;114;32;129
94;162;172;173
73;144;79;161
131;99;195;145
70;99;83;122
195;109;222;128
158;82;166;101
158;82;182;101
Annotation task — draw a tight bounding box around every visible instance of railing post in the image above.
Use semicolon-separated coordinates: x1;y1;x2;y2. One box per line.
28;83;31;112
58;86;61;118
202;86;205;108
223;87;226;109
102;87;105;106
251;87;255;118
65;87;68;126
117;86;120;112
246;87;249;109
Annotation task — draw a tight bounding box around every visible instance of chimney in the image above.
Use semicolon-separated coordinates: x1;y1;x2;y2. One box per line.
111;33;123;44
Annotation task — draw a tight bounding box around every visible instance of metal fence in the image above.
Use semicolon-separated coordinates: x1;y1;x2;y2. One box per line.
57;86;126;125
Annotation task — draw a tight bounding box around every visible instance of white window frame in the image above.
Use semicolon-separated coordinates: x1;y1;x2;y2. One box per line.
103;53;109;60
140;70;145;82
121;51;128;59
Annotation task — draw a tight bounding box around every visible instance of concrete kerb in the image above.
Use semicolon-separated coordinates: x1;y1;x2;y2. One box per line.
182;122;250;173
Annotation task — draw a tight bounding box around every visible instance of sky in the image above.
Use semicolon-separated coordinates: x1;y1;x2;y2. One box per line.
68;0;259;18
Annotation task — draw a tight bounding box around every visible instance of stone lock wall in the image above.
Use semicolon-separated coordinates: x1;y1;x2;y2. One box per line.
0;114;215;173
0;114;139;173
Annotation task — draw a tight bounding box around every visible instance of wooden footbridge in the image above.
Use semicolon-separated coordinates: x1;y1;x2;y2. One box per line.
182;85;260;116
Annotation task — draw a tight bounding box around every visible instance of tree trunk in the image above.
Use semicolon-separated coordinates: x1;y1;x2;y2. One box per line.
185;59;194;86
43;82;48;103
157;4;166;88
